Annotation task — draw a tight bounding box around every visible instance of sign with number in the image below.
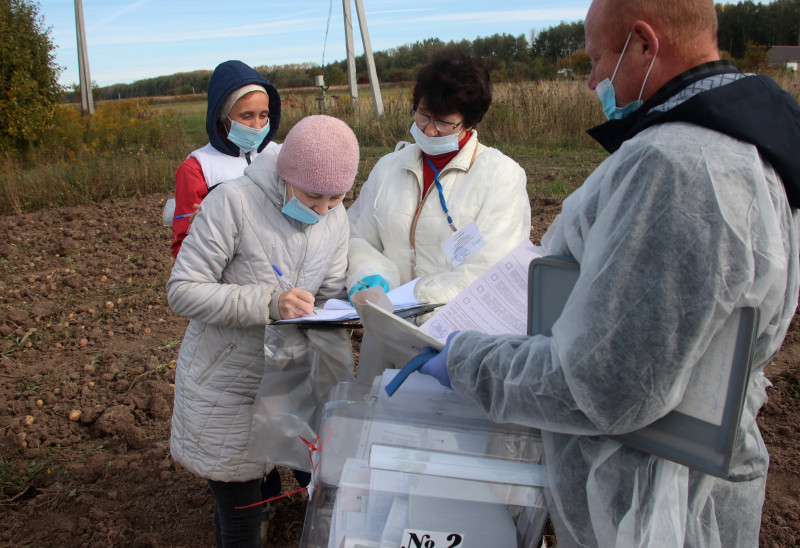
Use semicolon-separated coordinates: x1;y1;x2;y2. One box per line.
401;529;464;548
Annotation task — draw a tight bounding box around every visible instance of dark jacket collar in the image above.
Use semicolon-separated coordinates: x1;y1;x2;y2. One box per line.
588;61;800;209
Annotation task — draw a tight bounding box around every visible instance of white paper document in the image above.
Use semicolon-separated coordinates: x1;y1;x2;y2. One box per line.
442;220;486;267
277;278;425;323
420;240;542;342
674;313;741;426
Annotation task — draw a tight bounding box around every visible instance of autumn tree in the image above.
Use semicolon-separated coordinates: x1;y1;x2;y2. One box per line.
0;0;62;153
531;21;586;66
743;42;771;72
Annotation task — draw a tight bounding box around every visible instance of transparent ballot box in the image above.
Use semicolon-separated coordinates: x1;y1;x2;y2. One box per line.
300;371;547;548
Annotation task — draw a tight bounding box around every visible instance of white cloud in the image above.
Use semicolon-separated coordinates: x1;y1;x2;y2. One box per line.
88;0;154;32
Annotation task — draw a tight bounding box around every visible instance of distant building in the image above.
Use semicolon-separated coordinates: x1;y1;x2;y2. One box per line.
767;46;800;71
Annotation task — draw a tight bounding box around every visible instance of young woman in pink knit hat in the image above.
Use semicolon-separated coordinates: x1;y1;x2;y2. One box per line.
166;115;359;547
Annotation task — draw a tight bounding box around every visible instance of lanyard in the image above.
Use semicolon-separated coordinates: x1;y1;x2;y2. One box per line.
424;156;457;232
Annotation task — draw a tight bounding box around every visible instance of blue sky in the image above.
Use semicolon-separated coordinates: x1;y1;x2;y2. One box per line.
37;0;759;88
38;0;595;87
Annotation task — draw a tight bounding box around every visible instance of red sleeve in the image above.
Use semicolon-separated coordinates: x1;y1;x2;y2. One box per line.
172;157;209;258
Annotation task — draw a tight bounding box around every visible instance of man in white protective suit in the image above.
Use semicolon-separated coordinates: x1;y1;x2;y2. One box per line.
415;0;800;546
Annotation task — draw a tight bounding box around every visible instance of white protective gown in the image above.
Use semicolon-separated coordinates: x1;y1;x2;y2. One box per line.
446;122;799;547
347;130;531;309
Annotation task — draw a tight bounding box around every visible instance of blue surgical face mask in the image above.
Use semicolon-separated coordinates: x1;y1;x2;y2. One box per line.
595;32;657;121
281;184;324;224
226;118;270;152
410;123;461;155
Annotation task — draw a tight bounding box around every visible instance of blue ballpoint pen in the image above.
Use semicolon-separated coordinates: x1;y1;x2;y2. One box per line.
271;264;295;289
271;265;317;315
173;213;193;220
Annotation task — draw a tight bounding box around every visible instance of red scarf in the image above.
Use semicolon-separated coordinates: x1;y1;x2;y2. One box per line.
421;131;472;195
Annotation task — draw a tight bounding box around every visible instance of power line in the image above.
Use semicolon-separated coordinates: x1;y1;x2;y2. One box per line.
321;0;334;73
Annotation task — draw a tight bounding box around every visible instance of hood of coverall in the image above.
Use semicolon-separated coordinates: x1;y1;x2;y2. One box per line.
206;60;281;157
587;60;800;210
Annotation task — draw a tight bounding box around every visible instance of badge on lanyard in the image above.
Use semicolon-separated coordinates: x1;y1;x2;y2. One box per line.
423;157;485;266
442;220;485;267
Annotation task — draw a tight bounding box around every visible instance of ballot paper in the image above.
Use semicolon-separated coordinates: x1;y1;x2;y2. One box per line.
420;239;542;342
276;278;425;323
352;239;540;383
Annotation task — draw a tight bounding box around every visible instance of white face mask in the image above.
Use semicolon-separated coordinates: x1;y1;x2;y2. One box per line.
410;123;461;155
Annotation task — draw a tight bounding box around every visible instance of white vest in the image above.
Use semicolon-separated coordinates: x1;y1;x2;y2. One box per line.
163;142;277;225
189;141;276;189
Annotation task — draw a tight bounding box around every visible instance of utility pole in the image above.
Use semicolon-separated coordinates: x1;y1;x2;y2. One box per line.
74;0;94;114
342;0;383;116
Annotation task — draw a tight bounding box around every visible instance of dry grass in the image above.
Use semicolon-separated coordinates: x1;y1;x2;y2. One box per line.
4;74;798;216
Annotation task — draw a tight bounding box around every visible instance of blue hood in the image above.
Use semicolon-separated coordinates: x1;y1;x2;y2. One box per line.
206;60;281;157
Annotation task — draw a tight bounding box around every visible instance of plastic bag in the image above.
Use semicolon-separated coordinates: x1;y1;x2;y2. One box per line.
162;198;176;226
248;325;355;472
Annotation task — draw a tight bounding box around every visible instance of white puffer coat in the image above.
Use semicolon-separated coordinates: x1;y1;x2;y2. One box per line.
347;131;531;308
166;145;349;482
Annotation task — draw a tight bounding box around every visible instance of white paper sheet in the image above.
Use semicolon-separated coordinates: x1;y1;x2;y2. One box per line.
420;240;542;342
278;278;424;323
442;221;486;267
675;312;741;426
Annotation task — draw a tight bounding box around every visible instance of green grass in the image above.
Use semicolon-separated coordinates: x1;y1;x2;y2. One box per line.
150;99;207;147
502;144;607;201
0;454;63;501
351;142;607;205
1;100;187;215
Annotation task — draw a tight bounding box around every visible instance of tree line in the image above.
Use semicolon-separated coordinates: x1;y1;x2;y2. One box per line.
4;0;799;153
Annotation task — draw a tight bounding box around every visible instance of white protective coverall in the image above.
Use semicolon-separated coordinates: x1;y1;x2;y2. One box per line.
346;130;531;309
445;79;800;545
166;145;350;482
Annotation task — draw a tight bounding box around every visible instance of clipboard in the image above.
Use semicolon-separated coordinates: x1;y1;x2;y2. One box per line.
354;300;445;383
527;256;758;479
273;303;444;329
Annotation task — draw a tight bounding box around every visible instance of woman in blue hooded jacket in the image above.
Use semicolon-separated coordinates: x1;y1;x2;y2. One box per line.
171;60;281;257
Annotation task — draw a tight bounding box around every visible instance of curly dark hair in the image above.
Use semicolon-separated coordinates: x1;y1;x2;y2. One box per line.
412;47;492;128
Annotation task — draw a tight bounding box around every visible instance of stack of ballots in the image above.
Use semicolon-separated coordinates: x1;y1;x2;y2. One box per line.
299;371;547;548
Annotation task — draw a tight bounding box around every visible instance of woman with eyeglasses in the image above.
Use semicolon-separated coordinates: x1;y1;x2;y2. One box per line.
346;48;531;318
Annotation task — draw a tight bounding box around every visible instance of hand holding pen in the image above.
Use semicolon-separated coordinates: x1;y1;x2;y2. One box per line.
271;265;316;319
173;204;200;222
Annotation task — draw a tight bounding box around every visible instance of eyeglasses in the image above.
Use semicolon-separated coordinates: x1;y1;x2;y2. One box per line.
412;110;463;135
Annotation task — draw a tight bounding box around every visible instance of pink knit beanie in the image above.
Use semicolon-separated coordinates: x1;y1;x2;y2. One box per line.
277;115;359;195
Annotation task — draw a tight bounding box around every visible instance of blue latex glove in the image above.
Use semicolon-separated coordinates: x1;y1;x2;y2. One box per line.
384;348;440;396
419;331;460;389
347;274;390;304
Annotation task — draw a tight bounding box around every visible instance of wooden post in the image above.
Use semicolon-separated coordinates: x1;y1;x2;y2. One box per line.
353;0;383;116
74;0;94;114
342;0;358;106
342;0;384;116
